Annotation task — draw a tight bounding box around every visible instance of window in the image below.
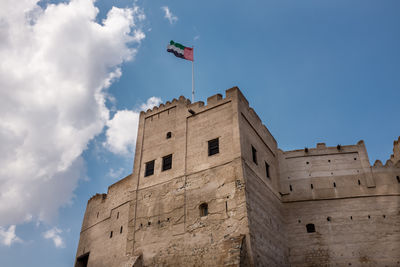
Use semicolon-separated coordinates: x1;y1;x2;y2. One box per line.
265;162;270;179
306;223;315;233
199;203;208;217
166;132;172;139
252;146;257;164
397;176;400;183
162;154;172;171
120;226;123;234
208;138;219;156
75;253;89;267
145;160;155;177
110;231;113;238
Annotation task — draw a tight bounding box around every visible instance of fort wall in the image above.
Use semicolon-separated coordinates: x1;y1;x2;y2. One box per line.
75;87;400;267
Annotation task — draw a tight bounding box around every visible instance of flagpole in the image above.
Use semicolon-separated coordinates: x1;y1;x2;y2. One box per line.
192;46;195;103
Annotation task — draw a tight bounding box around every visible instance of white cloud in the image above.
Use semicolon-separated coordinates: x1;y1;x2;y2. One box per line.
161;6;178;24
194;35;200;41
104;97;162;156
0;225;22;246
43;227;64;248
107;167;125;179
0;0;145;228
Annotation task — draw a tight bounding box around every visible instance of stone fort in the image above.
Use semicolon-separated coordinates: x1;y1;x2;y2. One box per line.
75;87;400;267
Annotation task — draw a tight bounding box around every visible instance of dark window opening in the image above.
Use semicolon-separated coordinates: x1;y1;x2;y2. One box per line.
75;253;89;267
109;231;113;238
397;176;400;183
350;216;353;220
225;201;228;213
354;157;357;160
148;221;151;226
306;161;309;164
96;212;99;218
327;216;331;222
158;220;160;224
140;223;143;227
162;154;172;171
199;203;208;217
145;160;155;177
358;179;361;185
305;147;309;153
117;212;119;219
333;182;336;188
120;226;123;233
328;159;331;163
208;138;219;156
311;184;314;189
298;220;301;223
166;131;172;139
337;144;341;150
252;146;257;164
383;215;386;218
289;185;293;191
368;215;370;219
265;162;270;178
306;223;315;233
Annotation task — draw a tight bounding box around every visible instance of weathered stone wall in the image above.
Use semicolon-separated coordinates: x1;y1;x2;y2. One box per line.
75;175;133;267
285;195;400;266
75;87;400;267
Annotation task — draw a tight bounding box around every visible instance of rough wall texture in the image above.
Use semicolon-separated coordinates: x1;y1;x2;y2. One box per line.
75;87;400;267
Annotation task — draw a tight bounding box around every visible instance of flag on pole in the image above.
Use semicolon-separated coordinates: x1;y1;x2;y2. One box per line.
167;40;193;61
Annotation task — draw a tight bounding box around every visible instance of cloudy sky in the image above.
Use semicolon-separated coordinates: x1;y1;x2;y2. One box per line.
0;0;399;266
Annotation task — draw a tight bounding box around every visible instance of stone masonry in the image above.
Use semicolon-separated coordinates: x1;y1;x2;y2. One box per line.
75;87;400;267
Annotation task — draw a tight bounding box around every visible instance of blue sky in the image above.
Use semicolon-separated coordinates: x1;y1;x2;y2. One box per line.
0;0;399;266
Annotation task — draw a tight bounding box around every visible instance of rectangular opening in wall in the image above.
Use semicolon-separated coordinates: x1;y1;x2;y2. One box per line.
265;162;270;179
75;252;89;267
252;145;257;164
208;138;219;156
145;160;155;177
162;154;172;171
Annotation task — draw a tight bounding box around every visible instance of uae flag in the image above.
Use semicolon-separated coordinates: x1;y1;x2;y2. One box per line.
167;40;193;61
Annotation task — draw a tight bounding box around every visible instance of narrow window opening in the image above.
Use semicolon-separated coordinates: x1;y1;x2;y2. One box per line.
251;146;257;164
311;184;314;189
162;154;172;171
208;138;219;156
289;185;293;191
397;176;400;183
166;131;172;139
199;203;208;217
306;223;315;233
120;226;123;234
368;215;370;219
306;161;309;165
109;231;113;238
358;179;361;185
145;160;155;177
225;201;228;213
350;216;353;220
96;212;99;218
167;218;170;222
328;159;331;163
298;220;301;223
158;220;161;224
75;253;90;267
333;182;336;188
383;215;386;218
354;157;357;160
148;221;151;226
140;223;143;227
305;147;309;153
265;162;270;179
327;216;331;222
117;212;119;219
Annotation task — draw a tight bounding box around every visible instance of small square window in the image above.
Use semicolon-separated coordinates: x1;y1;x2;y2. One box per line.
252;146;257;164
162;154;172;171
145;160;155;177
265;162;270;179
208;138;219;156
166;132;172;139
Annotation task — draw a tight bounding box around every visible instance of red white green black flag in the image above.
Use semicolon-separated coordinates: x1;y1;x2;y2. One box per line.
167;40;193;61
